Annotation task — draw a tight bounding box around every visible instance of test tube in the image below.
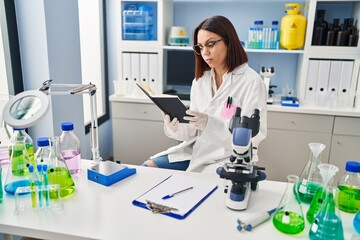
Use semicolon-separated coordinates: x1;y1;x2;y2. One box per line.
42;164;50;207
37;164;43;207
28;166;37;208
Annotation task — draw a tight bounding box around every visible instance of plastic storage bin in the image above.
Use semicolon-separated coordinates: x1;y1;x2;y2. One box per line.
122;5;155;41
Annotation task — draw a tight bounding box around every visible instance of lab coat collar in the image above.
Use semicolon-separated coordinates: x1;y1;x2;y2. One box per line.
211;63;249;99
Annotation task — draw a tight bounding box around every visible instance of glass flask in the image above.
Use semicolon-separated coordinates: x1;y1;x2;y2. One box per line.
337;161;360;213
273;175;305;234
47;136;75;199
309;186;344;240
307;164;338;224
353;209;360;234
296;143;326;204
9;128;35;166
4;137;31;195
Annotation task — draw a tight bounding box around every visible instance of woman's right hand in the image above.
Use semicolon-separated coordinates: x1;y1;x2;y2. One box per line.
164;114;179;137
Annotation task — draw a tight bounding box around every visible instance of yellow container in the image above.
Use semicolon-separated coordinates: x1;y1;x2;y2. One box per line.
280;3;307;50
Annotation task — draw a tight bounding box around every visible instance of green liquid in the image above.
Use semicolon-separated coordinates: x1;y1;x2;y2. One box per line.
9;144;34;166
295;181;320;204
273;211;305;234
48;167;75;199
307;187;326;223
309;212;344;240
30;181;37;208
337;185;360;213
10;145;31;176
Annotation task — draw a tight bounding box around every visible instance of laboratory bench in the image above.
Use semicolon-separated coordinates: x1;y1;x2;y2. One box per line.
0;160;358;240
110;95;360;182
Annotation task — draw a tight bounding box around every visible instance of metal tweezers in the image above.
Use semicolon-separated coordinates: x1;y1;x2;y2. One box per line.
145;200;178;214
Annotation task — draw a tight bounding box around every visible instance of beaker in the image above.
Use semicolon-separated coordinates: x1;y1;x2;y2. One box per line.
307;163;338;223
47;137;75;199
4;136;31;195
273;175;305;234
309;186;344;240
296;143;326;204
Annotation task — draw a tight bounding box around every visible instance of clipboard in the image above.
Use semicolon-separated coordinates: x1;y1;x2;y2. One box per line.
132;174;218;219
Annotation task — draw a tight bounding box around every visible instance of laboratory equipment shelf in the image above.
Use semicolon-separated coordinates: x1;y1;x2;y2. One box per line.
162;45;305;54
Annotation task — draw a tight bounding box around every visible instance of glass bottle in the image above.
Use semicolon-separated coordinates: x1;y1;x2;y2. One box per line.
353;209;360;234
60;122;81;174
296;143;326;204
307;163;338;223
35;137;52;168
4;136;31;195
337;161;360;213
48;136;75;199
309;186;344;240
9;128;35;166
273;175;305;234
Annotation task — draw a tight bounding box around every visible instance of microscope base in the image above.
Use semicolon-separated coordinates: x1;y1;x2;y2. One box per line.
225;182;251;210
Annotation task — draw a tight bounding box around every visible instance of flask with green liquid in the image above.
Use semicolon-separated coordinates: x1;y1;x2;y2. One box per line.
337;161;360;213
307;164;338;223
296;143;326;204
47;136;75;199
309;186;344;240
273;175;305;234
9;128;34;166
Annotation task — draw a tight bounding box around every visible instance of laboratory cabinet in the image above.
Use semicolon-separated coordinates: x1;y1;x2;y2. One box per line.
111;98;178;165
257;112;333;182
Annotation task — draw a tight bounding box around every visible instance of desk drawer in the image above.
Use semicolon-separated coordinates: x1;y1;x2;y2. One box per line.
268;112;333;133
333;117;360;136
111;102;162;121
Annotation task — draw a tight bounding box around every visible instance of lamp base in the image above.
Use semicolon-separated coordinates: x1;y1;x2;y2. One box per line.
87;160;136;186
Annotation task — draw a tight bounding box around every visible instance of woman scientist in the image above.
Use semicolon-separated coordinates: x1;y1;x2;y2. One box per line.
142;15;267;173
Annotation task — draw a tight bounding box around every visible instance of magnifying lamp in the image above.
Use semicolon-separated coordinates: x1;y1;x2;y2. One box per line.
2;80;101;162
2;80;136;186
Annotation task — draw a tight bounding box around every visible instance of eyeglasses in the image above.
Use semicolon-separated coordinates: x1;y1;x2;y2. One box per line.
193;38;223;55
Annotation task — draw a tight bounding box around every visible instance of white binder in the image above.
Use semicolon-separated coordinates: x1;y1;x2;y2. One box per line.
139;53;149;98
328;60;342;108
122;52;132;96
305;60;319;104
148;53;162;94
316;60;330;106
338;61;354;107
130;53;141;97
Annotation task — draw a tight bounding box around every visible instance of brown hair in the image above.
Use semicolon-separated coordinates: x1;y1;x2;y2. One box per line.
193;15;248;80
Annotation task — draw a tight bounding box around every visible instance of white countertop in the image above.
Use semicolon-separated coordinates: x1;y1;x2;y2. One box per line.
109;94;360;118
0;160;358;240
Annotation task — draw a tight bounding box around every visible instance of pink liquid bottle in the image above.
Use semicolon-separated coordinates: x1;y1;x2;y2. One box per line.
60;122;81;174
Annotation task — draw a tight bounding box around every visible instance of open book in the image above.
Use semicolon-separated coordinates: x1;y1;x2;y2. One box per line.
132;174;218;219
136;83;189;123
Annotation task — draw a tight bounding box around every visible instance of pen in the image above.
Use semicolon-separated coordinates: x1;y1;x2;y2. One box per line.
237;207;277;232
227;96;232;108
162;186;194;200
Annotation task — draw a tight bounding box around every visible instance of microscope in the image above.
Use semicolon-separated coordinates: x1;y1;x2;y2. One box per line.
260;66;277;104
219;107;265;210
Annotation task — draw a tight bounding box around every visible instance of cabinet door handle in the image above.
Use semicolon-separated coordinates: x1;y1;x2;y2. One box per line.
290;120;296;125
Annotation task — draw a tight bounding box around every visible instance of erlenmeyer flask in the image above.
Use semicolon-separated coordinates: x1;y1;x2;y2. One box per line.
273;175;305;234
296;143;326;204
4;136;31;195
47;136;75;199
307;163;338;223
309;186;344;240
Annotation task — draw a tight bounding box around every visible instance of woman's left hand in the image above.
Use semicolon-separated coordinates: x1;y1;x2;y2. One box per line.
184;110;208;131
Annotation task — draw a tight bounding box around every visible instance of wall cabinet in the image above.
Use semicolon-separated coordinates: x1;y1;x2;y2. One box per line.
111;98;178;165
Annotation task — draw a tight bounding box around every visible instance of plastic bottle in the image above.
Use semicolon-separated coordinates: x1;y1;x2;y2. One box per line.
337;161;360;213
280;3;307;50
273;175;305;234
9;128;35;167
354;209;360;233
35;137;52;168
60;122;81;174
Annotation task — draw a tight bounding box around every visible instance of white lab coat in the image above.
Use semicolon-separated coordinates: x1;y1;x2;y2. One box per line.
151;63;268;173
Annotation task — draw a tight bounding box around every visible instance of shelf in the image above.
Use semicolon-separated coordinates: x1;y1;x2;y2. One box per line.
162;45;304;54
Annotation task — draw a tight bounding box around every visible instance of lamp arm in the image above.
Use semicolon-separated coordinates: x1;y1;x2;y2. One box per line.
89;88;102;163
